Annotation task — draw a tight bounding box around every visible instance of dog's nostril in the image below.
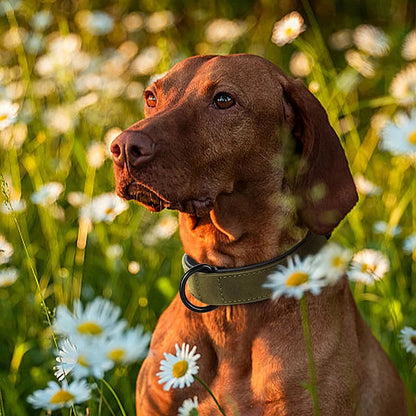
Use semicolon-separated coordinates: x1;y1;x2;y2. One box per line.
130;145;142;159
111;143;121;158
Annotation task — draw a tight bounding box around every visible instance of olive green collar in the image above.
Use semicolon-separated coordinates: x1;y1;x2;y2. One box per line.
179;232;328;313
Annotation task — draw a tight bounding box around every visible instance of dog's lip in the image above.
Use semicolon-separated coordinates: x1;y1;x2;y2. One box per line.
127;181;171;212
123;181;215;216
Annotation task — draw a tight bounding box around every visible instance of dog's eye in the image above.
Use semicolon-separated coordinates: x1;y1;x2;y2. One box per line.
144;91;157;108
214;92;235;110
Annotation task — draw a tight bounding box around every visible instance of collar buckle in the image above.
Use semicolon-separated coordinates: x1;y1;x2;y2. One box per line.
179;263;219;313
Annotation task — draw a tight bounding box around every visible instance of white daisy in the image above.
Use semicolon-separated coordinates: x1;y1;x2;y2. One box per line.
31;182;63;206
0;267;19;287
205;19;246;44
128;261;141;274
104;326;151;366
289;51;312;77
67;192;87;207
27;379;91;411
178;396;199;416
271;11;306;47
157;343;200;391
353;174;381;196
329;29;353;51
402;31;416;61
390;64;416;106
263;255;324;300
0;198;26;214
130;47;163;76
54;297;126;339
0;235;13;265
30;10;53;31
345;49;376;78
145;11;175;34
76;10;114;36
54;337;112;380
399;326;416;356
87;141;107;168
380;111;416;156
80;193;128;223
353;24;390;57
106;244;123;260
122;12;144;33
314;243;352;285
0;99;19;130
347;249;389;285
373;221;402;237
403;234;416;255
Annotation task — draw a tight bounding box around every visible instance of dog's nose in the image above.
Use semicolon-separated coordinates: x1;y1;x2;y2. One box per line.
111;131;155;168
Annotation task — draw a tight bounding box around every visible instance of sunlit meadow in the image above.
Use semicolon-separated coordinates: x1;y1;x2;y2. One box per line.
0;0;416;414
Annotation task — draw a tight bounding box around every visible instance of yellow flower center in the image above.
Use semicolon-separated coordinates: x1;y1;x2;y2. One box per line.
286;271;309;286
77;355;89;367
105;207;114;215
49;389;75;404
0;114;7;122
77;321;103;335
108;348;125;362
172;360;188;378
332;256;344;268
360;263;376;273
408;130;416;145
285;27;294;36
410;336;416;346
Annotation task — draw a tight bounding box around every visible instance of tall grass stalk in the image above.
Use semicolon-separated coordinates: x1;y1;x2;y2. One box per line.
101;379;127;416
0;173;78;416
195;375;227;416
300;295;321;416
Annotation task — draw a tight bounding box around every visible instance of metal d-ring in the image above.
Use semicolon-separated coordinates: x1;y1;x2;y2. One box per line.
179;263;219;313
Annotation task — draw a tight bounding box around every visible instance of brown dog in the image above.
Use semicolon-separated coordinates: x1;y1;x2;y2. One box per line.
111;54;407;415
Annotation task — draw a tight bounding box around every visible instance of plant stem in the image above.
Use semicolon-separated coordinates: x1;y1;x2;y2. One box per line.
300;295;321;416
195;375;227;416
101;379;127;416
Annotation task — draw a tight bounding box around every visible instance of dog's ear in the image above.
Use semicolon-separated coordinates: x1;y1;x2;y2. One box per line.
279;77;358;235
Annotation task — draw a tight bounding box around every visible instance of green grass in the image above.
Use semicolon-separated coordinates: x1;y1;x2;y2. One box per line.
0;0;416;414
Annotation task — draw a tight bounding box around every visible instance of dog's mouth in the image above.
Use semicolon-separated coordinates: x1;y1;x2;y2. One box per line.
119;180;215;217
123;181;171;212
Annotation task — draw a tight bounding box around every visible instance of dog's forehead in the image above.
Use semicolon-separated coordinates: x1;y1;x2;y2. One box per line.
156;54;281;95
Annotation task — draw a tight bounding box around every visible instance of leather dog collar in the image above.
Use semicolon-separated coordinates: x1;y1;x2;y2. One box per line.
179;232;328;313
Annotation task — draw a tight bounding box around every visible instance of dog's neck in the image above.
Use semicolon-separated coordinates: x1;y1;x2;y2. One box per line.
178;180;307;268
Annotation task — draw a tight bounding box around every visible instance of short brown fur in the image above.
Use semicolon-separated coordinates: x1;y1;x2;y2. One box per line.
111;54;407;415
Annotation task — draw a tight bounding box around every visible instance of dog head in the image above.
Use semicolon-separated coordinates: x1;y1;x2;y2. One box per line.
111;54;357;235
